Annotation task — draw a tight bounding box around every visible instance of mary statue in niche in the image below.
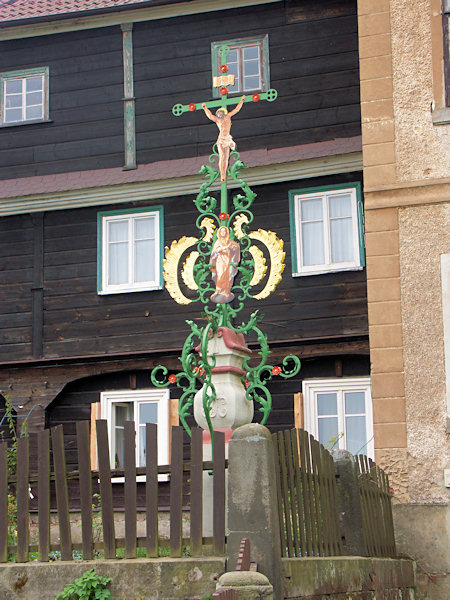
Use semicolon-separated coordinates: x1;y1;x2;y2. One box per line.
210;226;240;303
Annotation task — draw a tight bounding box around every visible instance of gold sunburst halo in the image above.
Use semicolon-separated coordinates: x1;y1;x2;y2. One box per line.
248;246;267;286
249;229;285;299
163;236;197;304
182;251;199;291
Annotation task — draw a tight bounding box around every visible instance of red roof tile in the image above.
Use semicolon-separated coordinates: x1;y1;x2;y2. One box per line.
0;0;154;23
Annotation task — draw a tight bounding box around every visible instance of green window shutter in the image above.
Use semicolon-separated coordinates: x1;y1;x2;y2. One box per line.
355;183;366;267
288;190;299;275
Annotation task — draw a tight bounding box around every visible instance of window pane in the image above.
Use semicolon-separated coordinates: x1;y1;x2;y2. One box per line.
345;391;365;414
318;417;339;446
5;94;21;108
226;53;239;93
243;59;260;76
302;221;324;266
108;220;128;242
26;91;43;106
317;392;337;415
5;79;22;94
243;75;260;90
329;194;351;218
26;76;43;92
4;108;22;123
26;105;43;120
330;217;353;262
114;404;132;469
138;403;158;467
301;198;323;221
108;242;128;285
139;402;158;425
243;45;259;60
135;239;156;283
345;415;367;455
135;216;155;240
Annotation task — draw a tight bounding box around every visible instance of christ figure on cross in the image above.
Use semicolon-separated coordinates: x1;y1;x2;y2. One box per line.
202;95;246;182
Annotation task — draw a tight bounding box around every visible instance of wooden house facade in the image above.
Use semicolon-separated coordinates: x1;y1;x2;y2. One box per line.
0;0;370;504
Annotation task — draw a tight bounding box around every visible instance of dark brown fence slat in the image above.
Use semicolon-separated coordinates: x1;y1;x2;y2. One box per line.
51;425;72;561
0;442;8;562
37;429;50;562
124;421;137;559
277;432;293;557
290;430;306;557
271;433;287;558
213;430;226;556
365;456;382;556
357;455;372;555
96;420;115;559
190;428;203;556
145;423;158;558
16;435;30;562
298;430;313;557
170;426;183;557
285;430;300;556
307;433;321;557
326;449;342;555
76;421;93;561
382;470;396;555
312;438;327;556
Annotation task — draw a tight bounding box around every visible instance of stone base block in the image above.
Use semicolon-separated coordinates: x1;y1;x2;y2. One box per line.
216;571;273;599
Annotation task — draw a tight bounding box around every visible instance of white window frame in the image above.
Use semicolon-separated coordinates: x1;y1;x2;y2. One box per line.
212;35;269;97
100;388;170;482
0;67;49;126
98;207;163;295
290;186;364;277
302;377;374;459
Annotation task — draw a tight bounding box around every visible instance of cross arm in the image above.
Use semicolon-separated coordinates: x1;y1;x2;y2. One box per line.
172;89;278;117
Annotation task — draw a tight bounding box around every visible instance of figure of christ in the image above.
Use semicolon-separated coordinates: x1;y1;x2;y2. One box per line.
202;95;246;182
209;226;241;303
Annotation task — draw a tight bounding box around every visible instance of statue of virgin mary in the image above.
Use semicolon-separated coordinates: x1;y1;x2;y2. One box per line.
210;226;240;303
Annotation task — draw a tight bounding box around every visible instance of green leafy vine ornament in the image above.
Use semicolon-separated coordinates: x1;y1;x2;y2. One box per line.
151;45;300;443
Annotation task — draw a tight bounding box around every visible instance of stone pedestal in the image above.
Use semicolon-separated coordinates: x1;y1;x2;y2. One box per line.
194;328;253;431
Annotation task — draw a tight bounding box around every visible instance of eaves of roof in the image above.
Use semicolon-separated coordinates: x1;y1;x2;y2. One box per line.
0;0;182;27
0;0;281;40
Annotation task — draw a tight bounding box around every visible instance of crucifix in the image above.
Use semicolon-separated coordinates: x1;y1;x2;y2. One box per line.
172;44;277;215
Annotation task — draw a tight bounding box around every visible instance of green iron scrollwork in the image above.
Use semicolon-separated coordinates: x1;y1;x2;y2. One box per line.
152;44;300;440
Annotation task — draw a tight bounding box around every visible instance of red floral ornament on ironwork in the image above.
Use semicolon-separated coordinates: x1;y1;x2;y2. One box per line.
168;374;177;383
219;64;229;73
252;94;260;102
219;212;229;221
188;103;196;112
244;380;249;388
219;87;228;95
271;366;282;376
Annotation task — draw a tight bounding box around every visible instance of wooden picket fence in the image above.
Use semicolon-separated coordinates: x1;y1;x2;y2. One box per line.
272;428;342;558
356;455;396;557
0;421;226;562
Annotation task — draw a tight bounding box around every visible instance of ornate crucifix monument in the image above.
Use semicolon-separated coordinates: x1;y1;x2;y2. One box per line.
151;45;300;442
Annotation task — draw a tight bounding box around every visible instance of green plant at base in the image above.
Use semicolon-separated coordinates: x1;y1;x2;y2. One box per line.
55;569;112;600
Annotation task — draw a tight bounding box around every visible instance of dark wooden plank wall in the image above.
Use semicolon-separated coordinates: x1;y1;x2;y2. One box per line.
0;171;367;363
0;27;124;179
0;1;359;179
0;214;33;360
133;1;360;164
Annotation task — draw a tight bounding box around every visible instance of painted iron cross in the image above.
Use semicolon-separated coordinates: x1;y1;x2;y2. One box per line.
172;45;277;214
